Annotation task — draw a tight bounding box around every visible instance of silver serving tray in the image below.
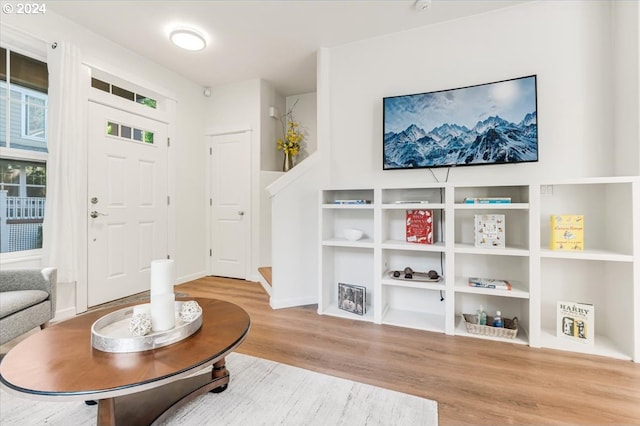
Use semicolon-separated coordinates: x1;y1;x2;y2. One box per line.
91;301;202;353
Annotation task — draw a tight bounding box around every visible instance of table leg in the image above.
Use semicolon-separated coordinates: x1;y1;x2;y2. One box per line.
97;398;116;426
93;358;231;425
210;358;228;393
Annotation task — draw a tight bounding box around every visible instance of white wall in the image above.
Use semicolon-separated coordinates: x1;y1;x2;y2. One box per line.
2;10;208;314
325;1;627;188
206;79;261;135
613;0;640;176
259;171;282;270
270;163;322;308
286;92;317;163
261;83;285;171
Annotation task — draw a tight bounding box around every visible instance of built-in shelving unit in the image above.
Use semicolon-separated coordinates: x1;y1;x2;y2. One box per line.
319;177;639;362
537;178;639;361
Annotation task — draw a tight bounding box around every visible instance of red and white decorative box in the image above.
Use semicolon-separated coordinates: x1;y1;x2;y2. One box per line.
406;209;433;244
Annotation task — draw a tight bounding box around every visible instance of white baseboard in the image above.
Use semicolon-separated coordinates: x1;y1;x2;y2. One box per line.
176;271;207;285
177;272;262;285
270;296;317;310
53;307;76;322
257;276;272;296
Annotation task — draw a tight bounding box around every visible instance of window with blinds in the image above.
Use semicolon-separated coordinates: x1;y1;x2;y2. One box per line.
0;46;48;254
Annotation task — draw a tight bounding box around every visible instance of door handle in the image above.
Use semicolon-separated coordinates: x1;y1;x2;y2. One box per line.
90;211;108;219
237;211;245;216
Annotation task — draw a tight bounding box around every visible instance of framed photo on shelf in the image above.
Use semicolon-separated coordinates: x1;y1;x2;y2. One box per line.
338;283;366;315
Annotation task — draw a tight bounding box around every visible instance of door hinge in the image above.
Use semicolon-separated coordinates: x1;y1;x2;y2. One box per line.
209;147;212;155
167;254;170;259
167;137;170;147
210;198;212;206
209;249;212;256
167;196;170;206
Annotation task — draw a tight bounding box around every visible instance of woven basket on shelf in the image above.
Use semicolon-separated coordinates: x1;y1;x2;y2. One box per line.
462;314;519;339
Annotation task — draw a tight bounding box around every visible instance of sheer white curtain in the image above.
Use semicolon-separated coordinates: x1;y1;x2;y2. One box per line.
42;42;86;284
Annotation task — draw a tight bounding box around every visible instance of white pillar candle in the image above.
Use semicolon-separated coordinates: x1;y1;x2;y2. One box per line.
150;259;175;296
133;303;151;316
150;292;175;332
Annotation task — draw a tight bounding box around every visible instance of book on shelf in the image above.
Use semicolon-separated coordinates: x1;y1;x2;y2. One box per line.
394;200;430;204
464;197;512;204
468;277;512;290
406;209;433;244
550;214;584;251
474;214;505;248
557;301;594;345
333;199;372;205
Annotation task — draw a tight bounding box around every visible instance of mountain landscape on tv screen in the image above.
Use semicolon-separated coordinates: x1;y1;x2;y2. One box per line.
384;112;537;169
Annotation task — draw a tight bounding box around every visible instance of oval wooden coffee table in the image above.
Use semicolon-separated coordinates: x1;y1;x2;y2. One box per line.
0;297;250;426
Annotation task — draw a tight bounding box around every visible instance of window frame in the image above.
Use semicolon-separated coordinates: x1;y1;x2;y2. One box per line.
0;148;47;259
0;40;48;260
20;86;48;142
0;156;47;197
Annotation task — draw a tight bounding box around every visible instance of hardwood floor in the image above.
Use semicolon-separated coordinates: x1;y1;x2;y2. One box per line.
178;276;640;426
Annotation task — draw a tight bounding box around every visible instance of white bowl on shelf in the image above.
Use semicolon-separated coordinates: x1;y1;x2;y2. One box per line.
343;228;364;241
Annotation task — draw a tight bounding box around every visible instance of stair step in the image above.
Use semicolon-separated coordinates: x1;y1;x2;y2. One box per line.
258;267;272;286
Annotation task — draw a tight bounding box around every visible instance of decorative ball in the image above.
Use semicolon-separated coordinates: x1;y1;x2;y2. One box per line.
129;313;152;336
179;301;202;323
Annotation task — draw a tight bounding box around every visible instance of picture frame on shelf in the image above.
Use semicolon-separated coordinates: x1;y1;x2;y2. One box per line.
338;283;366;315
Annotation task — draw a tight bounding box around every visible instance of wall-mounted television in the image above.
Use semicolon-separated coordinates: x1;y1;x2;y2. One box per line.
383;75;538;170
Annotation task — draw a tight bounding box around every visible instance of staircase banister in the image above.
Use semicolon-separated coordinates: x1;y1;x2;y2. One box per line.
266;152;320;198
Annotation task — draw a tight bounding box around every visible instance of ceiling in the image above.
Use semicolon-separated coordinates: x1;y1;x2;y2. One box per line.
48;0;529;96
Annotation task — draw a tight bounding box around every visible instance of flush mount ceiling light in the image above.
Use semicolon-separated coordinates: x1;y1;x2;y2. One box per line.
170;28;206;51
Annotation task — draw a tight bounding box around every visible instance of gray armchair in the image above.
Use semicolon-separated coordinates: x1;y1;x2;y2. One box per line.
0;267;57;345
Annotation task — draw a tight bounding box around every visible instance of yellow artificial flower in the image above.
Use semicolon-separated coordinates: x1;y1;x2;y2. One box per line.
277;118;304;157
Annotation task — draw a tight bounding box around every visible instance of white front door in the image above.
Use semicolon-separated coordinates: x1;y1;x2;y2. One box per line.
88;102;168;306
209;132;251;279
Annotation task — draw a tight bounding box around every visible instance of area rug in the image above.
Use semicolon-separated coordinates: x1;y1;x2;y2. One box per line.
0;352;438;425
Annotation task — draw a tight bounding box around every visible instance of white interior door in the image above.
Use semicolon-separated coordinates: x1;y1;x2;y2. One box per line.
88;102;168;306
210;132;251;279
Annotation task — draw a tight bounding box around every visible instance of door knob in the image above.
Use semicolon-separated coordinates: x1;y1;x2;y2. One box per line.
237;211;245;216
90;211;108;218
